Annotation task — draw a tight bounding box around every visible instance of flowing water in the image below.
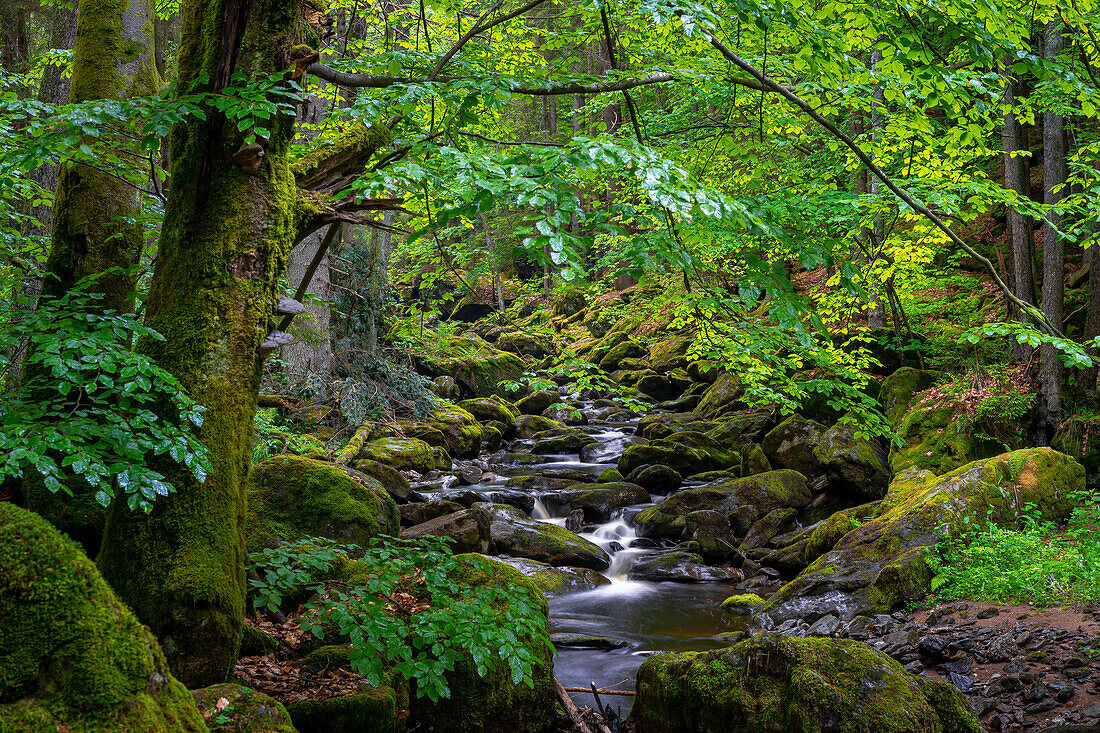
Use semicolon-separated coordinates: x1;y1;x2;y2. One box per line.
425;400;752;716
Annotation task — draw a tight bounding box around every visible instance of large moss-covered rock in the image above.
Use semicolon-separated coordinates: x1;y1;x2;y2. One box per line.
634;471;810;539
515;414;567;437
351;459;413;502
413;336;526;398
0;503;207;732
193;683;294;732
878;368;939;429
499;557;612;596
692;372;742;418
485;504;610;569
410;554;555;733
631;633;980;733
516;390;558;415
813;422;890;500
889;403;981;475
627;551;741;582
556;482;650;521
426;405;483;458
598;337;647;371
496;330;554;358
458;397;518;435
531;428;597;454
246;456;400;553
618;442;714;477
401;508;491;553
761;416;827;477
762;448;1083;624
358;437;442;474
285;686;404;733
649;334;695;372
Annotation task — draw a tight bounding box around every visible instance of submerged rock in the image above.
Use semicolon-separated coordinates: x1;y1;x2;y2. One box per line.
762;448;1084;624
0;503;207;731
631;633;980;733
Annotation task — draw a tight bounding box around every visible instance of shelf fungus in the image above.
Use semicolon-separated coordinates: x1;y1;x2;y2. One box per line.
276;296;307;316
258;330;293;354
232;142;265;174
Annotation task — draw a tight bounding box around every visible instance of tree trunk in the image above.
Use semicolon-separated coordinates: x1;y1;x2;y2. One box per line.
97;0;301;686
23;0;159;553
1038;21;1067;441
1002;60;1036;363
866;44;886;328
283;226;334;381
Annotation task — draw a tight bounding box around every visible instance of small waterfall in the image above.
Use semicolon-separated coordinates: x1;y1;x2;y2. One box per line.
531;497;552;520
582;513;649;582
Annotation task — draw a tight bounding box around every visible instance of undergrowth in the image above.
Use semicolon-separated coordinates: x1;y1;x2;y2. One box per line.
929;492;1100;606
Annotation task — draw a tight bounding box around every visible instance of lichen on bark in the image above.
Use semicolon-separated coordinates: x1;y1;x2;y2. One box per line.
96;0;302;688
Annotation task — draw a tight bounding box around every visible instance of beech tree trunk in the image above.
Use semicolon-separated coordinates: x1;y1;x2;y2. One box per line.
1038;21;1067;441
23;0;159;553
1001;60;1036;364
97;0;302;686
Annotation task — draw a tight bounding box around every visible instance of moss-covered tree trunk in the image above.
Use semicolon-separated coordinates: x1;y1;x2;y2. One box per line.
23;0;159;553
97;0;300;687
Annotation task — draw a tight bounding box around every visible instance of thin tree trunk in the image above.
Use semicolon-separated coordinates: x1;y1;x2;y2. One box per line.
1002;60;1036;363
283;227;334;381
97;0;303;686
1039;21;1067;441
867;44;886;328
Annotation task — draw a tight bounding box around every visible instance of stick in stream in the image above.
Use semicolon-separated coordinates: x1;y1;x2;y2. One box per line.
563;687;634;696
556;679;594;733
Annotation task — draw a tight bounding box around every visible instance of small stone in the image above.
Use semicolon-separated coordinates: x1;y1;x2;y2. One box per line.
806;614;841;637
976;607;1000;619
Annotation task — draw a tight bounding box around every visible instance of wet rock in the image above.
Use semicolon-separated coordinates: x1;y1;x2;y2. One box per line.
738;507;797;552
459;396;519;436
401;508;491;553
806;614;841;637
499;557;612;596
531;428;598;454
632;633;981;733
349;458;412;502
516;390;559;415
626;464;683;493
400;500;466;527
555;482;651;522
550;633;627;650
813;421;890;500
485;504;610;570
618;442;713;477
424;404;484;458
541;403;589;425
358;437;443;473
515;414;567;438
739;444;772;476
684;510;737;562
691;372;743;418
636;372;676;401
627;551;741;582
761;415;828;478
720;593;766;615
564;508;584;532
596;467;624;483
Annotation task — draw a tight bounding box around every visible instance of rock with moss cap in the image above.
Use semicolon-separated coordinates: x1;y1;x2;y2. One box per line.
516;390;559;415
485;504;610;569
627;464;683;493
761;415;827;478
597;467;625;483
631;632;980;733
889;402;983;475
193;683;295;732
0;503;207;732
500;557;612;596
410;554;556;733
285;685;406;733
618;442;713;477
413;335;526;398
350;458;412;502
459;397;519;435
879;367;940;429
740;444;772;476
649;334;695;372
516;414;567;437
556;482;650;521
720;593;765;615
812;421;890;500
357;437;441;473
691;372;743;418
531;428;597;454
762;448;1083;624
597;337;647;371
496;330;554;358
246;455;399;553
424;404;483;458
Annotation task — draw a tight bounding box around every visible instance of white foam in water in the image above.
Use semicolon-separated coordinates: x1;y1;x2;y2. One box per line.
581;513;653;584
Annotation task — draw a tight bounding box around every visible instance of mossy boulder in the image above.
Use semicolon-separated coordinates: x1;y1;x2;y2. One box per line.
803;503;880;566
597;467;624;483
531;428;597;454
246;455;400;553
401;508;491;554
285;686;404;733
597;337;647;371
813;422;890;500
740;444;772;476
618;442;713;477
739;507;798;551
626;464;683;493
193;683;294;732
496;330;554;358
351;459;413;502
410;554;555;733
458;397;518;435
516;414;567;438
889;403;979;475
0;503;207;732
692;372;743;418
649;334;695;372
636;372;677;401
500;557;612;597
541;403;589;425
761;416;827;478
400;500;466;527
878;367;939;429
481;425;503;451
556;482;650;521
426;405;484;458
631;633;981;733
762;448;1083;624
516;390;558;415
414;336;526;398
720;593;765;615
485;504;611;569
358;437;441;474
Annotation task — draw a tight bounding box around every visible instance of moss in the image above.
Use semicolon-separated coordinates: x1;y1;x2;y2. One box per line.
618;443;713;477
240;625;280;656
409;555;555;733
487;504;610;569
458;397;518;432
286;687;402;733
358;437;438;473
889;404;983;475
350;459;412;502
425;404;483;458
720;594;765;615
597;467;624;482
0;503;207;731
193;683;295;732
292;123;391;181
691;372;742;418
878;368;939;429
245;455;399;553
631;633;981;733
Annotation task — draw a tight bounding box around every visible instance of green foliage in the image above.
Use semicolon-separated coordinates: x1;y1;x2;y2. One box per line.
0;272;209;512
248;536;550;702
502;353;649;413
929;493;1100;606
252;408;325;463
332;354;439;422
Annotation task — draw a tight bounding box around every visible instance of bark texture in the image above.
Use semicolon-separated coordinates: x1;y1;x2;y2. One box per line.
97;0;301;687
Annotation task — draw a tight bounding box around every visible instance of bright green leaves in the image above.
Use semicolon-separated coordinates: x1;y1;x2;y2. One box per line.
248;536;550;703
0;270;210;512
